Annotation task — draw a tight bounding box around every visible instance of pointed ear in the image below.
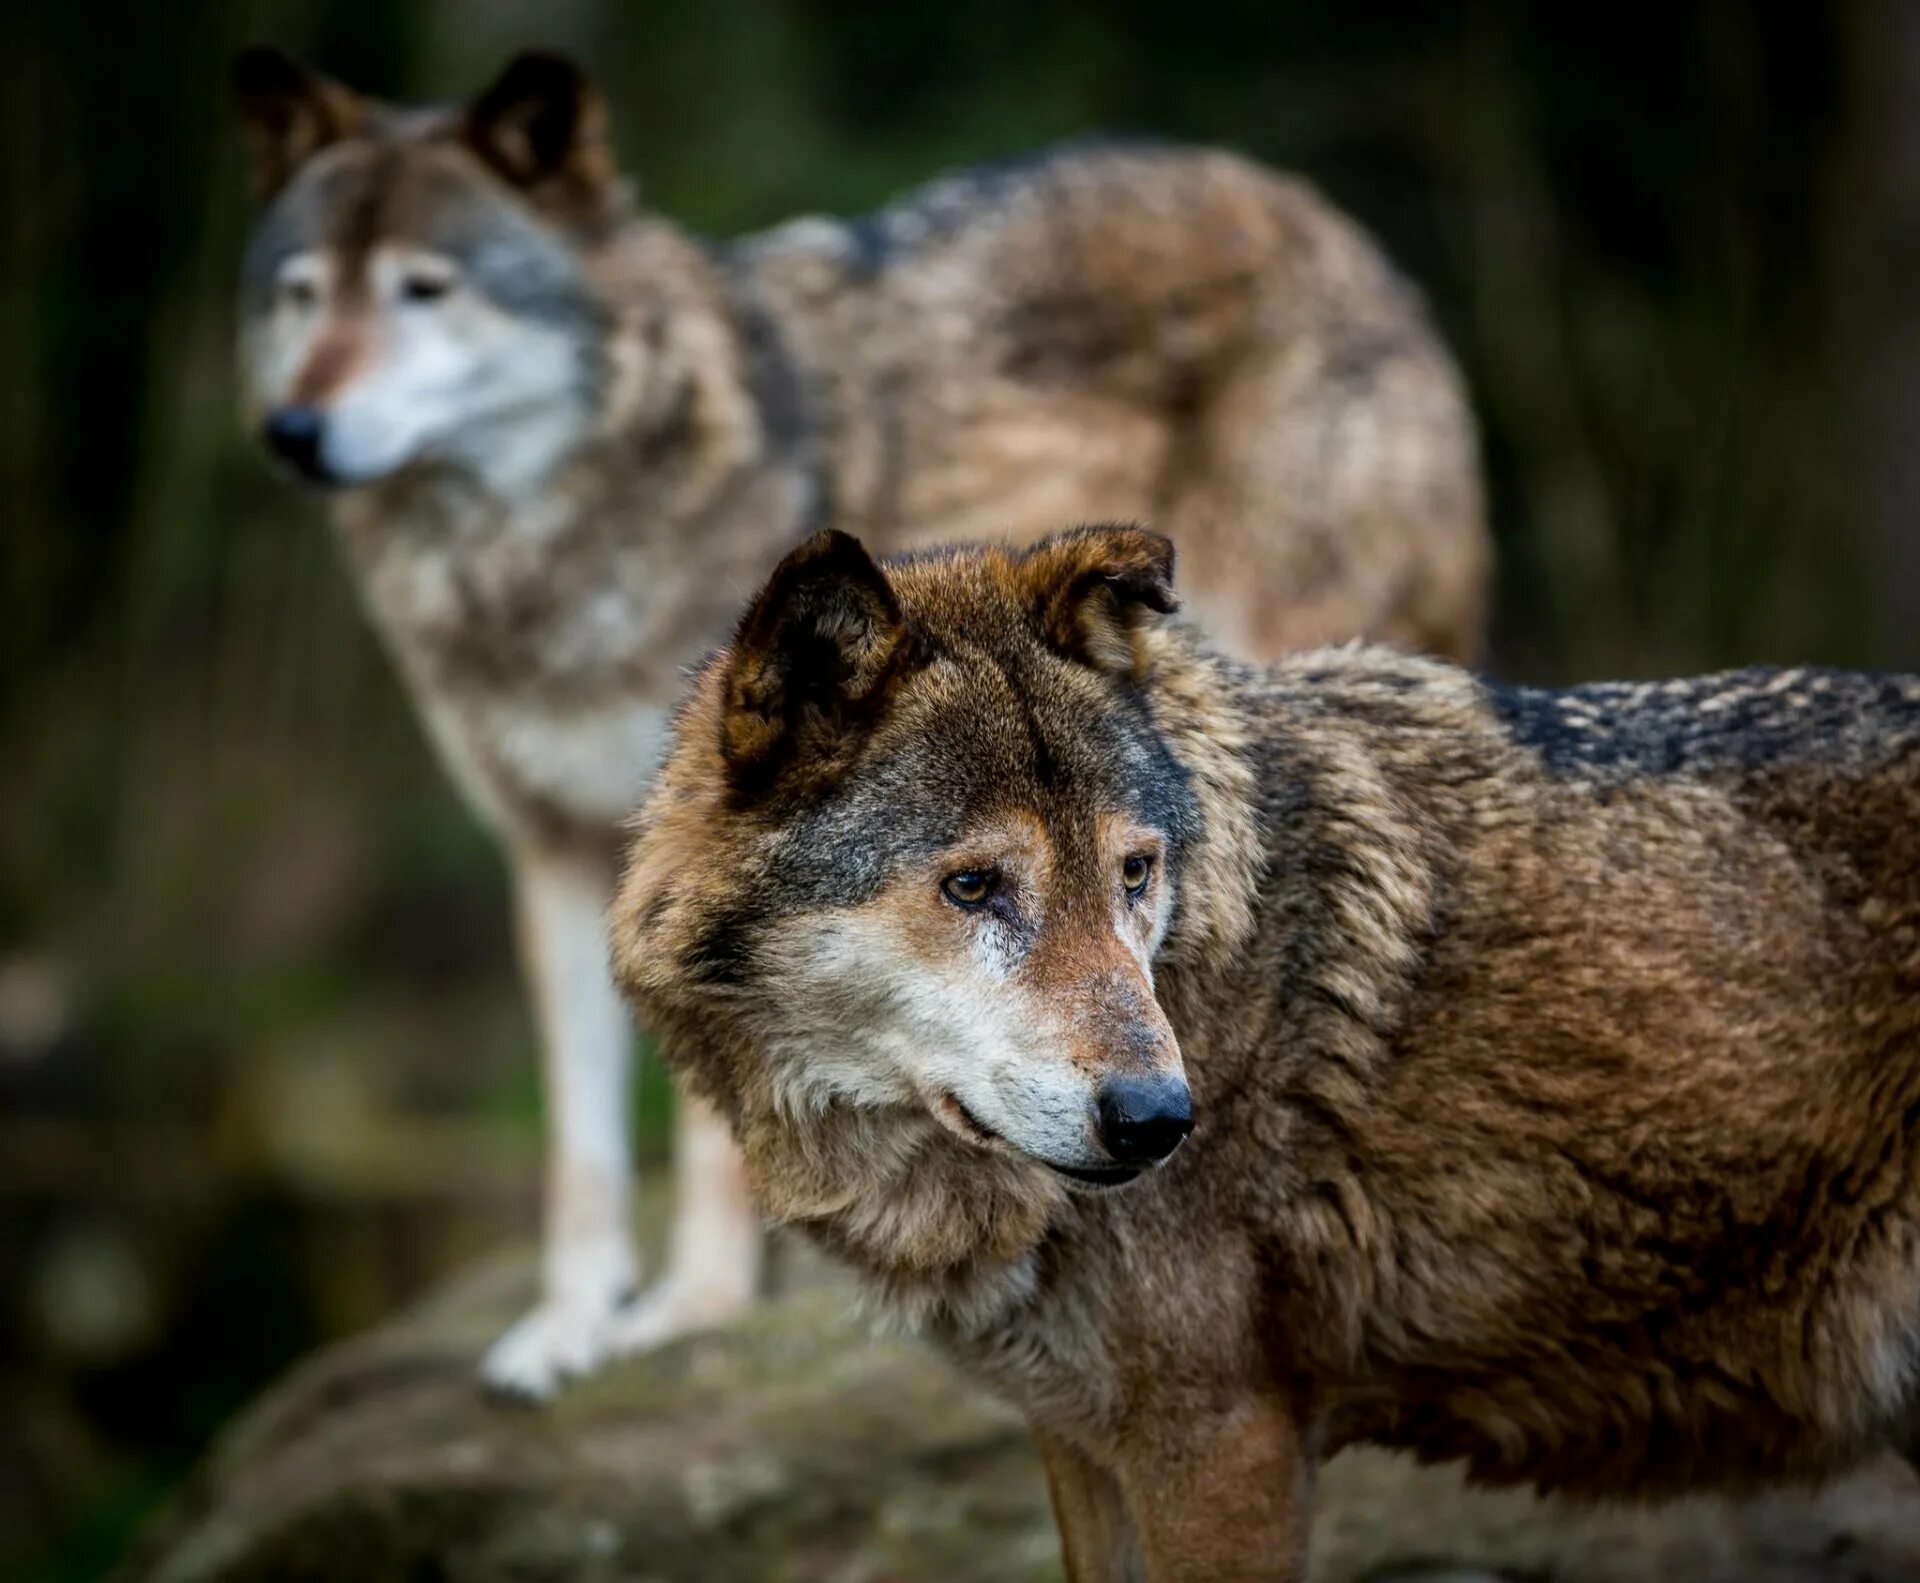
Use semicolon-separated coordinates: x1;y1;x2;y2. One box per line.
720;531;915;795
232;46;364;199
1021;524;1179;678
463;51;621;231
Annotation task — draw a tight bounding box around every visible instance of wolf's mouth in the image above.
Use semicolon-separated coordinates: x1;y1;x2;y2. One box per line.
938;1094;1146;1190
1046;1162;1144;1189
940;1094;1003;1147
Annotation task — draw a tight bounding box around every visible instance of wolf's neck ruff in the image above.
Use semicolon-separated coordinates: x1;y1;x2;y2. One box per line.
744;1097;1064;1321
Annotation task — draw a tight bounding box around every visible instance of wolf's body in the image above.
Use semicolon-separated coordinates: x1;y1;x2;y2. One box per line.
614;528;1920;1579
233;48;1485;1396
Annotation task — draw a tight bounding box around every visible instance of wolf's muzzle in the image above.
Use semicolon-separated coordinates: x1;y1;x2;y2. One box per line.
262;405;336;485
1094;1073;1193;1166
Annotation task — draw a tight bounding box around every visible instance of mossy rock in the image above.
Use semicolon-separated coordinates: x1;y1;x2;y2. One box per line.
122;1253;1920;1582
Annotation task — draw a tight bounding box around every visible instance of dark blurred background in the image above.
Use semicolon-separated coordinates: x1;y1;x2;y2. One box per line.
3;3;1917;1578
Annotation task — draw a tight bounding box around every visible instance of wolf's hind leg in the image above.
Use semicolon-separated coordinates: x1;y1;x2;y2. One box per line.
606;1092;762;1352
480;844;639;1400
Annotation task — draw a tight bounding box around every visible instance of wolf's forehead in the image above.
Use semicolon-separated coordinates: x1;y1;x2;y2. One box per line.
928;648;1186;800
244;145;402;262
784;649;1191;875
241;141;590;317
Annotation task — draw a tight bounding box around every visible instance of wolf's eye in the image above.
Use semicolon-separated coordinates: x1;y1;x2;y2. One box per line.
281;278;319;312
400;272;453;304
1122;854;1153;897
941;870;996;908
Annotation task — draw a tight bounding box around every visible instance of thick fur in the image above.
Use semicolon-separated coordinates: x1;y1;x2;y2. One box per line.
232;47;1487;1397
613;528;1920;1580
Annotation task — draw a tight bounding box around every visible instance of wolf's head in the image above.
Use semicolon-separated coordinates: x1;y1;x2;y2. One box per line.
232;47;623;493
617;526;1245;1199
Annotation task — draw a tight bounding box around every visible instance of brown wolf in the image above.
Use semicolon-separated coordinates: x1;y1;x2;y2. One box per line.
231;45;1486;1398
612;526;1920;1580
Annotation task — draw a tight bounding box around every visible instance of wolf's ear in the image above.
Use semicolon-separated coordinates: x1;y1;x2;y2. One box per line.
1021;524;1179;679
463;51;621;231
720;531;914;795
233;46;364;199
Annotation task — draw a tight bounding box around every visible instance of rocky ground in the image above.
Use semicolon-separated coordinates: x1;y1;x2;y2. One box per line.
120;1249;1920;1583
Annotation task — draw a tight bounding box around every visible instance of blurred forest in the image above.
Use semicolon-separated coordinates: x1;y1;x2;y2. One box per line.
2;2;1917;1580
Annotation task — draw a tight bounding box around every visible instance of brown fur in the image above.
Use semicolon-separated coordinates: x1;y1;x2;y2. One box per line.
613;528;1920;1580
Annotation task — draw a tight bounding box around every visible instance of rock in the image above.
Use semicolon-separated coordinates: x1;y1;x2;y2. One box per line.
122;1252;1920;1583
120;1253;1056;1583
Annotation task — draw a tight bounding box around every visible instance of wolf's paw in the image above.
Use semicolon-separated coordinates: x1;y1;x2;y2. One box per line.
603;1270;758;1354
479;1261;757;1401
479;1293;632;1401
479;1236;642;1401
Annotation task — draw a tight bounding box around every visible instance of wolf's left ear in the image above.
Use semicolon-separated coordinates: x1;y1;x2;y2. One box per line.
720;532;914;796
232;46;364;199
1021;524;1179;679
463;51;622;232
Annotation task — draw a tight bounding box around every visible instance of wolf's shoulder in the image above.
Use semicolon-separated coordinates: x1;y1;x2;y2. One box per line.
1487;666;1920;781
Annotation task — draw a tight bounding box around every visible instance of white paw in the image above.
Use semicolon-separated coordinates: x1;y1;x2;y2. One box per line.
479;1267;758;1401
479;1292;634;1401
479;1234;639;1401
604;1272;757;1354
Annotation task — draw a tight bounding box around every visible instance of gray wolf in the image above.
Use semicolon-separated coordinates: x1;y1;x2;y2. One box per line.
612;525;1920;1579
231;44;1487;1398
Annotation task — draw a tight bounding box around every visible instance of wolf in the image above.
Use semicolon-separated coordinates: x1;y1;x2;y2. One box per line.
231;44;1486;1398
611;525;1920;1580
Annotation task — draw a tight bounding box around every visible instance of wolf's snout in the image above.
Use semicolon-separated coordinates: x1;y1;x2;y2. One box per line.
1094;1074;1192;1166
262;405;334;483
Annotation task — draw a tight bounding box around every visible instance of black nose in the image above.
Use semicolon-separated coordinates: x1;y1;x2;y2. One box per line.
262;405;332;483
1094;1074;1193;1166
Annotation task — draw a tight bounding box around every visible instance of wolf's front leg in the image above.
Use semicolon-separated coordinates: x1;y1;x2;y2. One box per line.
1118;1395;1310;1582
481;844;641;1399
1038;1430;1145;1583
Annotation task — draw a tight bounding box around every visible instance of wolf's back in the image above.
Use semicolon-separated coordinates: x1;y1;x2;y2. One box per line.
1485;665;1920;976
735;138;1487;665
1489;666;1920;783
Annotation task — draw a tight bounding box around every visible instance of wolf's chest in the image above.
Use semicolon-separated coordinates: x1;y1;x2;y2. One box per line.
339;499;679;838
348;493;654;669
440;691;671;837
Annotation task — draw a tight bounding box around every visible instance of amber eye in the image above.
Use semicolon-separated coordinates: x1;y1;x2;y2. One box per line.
942;870;995;908
1122;854;1153;897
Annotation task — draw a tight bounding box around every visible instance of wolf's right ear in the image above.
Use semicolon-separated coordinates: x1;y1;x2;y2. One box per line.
232;46;364;199
719;532;914;795
463;51;622;233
